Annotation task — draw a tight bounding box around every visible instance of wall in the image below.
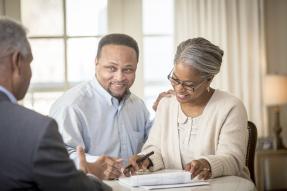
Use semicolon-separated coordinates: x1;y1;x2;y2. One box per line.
0;0;21;19
264;0;287;144
0;0;4;15
265;0;287;73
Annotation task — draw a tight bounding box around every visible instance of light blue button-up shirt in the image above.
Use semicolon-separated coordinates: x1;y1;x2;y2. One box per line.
0;85;17;103
50;77;152;165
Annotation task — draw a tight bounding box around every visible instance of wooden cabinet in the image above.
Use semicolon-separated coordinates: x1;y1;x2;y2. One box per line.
255;150;287;191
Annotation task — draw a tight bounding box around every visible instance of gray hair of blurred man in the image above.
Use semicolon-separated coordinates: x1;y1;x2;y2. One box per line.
174;37;224;79
0;17;30;60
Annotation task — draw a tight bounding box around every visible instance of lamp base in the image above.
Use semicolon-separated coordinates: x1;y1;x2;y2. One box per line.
272;107;286;150
273;135;286;150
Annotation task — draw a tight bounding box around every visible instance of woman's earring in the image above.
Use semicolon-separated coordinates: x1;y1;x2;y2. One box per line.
207;87;210;92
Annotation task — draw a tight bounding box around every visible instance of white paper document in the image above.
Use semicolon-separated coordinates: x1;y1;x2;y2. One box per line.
119;169;209;189
141;182;209;190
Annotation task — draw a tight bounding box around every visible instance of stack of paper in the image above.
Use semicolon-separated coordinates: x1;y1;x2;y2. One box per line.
119;169;209;189
141;182;209;190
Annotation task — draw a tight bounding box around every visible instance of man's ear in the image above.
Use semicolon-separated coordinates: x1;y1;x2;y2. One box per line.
11;51;22;75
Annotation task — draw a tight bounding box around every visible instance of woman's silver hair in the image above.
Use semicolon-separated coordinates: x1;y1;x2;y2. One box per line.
174;37;224;79
0;17;30;58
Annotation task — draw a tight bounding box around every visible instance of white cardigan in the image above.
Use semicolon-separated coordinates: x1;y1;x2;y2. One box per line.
141;90;250;179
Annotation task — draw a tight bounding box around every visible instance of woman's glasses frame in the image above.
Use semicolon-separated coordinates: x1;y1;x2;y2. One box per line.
167;69;207;92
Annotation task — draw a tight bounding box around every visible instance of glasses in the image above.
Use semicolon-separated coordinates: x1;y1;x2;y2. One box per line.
167;69;207;92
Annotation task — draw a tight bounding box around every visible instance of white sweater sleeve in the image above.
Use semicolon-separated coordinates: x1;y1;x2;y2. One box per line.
140;100;166;171
200;100;248;178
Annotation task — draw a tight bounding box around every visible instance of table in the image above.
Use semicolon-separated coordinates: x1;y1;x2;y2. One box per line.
104;176;256;191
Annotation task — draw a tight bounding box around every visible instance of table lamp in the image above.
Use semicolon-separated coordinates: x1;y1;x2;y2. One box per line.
264;75;287;150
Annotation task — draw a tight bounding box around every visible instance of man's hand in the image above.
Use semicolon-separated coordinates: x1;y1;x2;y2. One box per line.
76;146;123;180
123;154;151;177
77;146;89;173
153;90;175;111
89;156;123;180
184;159;212;180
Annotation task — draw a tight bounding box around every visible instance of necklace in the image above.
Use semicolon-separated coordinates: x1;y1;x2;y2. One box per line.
177;104;195;128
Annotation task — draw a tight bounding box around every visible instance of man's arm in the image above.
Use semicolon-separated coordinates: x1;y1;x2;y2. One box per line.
50;105;91;166
32;119;112;191
50;105;123;180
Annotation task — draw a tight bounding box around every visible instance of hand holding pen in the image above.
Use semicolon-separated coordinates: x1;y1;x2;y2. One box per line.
123;151;154;177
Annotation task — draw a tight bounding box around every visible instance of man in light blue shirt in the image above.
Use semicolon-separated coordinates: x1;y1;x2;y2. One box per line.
50;34;152;180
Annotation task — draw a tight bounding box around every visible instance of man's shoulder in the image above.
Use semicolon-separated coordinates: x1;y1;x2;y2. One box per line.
128;93;142;101
51;81;93;108
0;101;56;143
4;101;54;125
127;93;147;107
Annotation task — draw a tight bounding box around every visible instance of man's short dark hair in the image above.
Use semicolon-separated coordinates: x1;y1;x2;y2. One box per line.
96;33;139;61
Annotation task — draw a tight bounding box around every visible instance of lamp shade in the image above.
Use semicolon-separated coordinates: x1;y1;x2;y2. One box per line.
264;75;287;106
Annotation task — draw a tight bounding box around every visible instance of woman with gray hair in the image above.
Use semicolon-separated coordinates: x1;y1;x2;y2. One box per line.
125;37;249;181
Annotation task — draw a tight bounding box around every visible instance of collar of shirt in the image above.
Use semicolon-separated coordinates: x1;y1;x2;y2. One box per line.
91;76;131;109
0;85;17;104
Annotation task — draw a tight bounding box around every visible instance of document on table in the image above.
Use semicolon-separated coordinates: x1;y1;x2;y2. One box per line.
141;182;209;190
119;169;209;189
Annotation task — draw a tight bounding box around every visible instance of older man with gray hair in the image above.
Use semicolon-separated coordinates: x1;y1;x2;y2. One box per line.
0;17;111;191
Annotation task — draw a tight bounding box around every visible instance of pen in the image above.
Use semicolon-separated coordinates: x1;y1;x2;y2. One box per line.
124;151;154;170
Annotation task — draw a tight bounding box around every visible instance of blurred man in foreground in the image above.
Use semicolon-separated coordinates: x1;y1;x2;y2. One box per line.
0;17;111;191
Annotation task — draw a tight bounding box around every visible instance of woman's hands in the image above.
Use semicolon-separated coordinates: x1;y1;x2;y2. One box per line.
184;159;212;180
123;154;152;177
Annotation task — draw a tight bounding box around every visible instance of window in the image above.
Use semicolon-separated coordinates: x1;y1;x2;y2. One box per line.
142;0;174;115
21;0;107;114
20;0;174;116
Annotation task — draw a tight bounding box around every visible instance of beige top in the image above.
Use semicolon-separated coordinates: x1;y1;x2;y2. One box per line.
141;90;250;180
177;109;202;166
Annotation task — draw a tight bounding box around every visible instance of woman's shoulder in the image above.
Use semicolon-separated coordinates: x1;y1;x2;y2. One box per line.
213;90;243;104
211;90;246;112
206;90;247;120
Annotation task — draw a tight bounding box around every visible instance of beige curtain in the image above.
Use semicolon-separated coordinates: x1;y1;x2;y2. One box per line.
108;0;144;98
175;0;267;136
